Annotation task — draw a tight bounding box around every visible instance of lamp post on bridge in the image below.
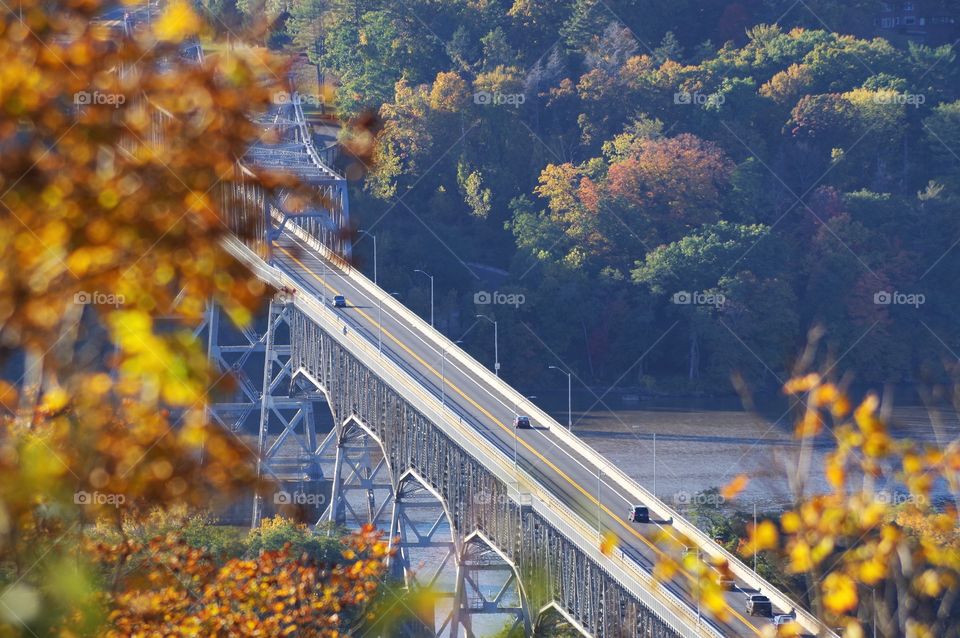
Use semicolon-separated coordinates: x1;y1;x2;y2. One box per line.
358;229;376;286
476;314;499;377
548;365;572;430
414;269;434;328
378;291;400;354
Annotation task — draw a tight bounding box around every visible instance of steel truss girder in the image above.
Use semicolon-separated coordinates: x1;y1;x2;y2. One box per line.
288;308;687;638
387;469;461;637
201;298;332;528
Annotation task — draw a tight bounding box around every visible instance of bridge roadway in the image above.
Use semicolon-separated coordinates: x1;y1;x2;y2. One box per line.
272;232;786;638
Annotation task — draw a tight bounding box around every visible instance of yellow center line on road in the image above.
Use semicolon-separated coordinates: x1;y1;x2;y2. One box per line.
276;245;761;635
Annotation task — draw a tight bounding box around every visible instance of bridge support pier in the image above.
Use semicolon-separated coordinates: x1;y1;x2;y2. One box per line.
202;297;331;527
388;470;460;636
453;532;532;638
325;417;393;529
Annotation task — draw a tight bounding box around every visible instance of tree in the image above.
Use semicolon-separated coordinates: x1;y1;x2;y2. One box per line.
321;10;408;117
99;525;389;636
924;100;960;185
288;0;333;71
0;1;388;634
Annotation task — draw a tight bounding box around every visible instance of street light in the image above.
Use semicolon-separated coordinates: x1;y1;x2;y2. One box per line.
684;547;703;624
475;314;499;377
358;229;376;286
378;291;400;354
440;340;463;406
548;365;572;430
414;269;434;328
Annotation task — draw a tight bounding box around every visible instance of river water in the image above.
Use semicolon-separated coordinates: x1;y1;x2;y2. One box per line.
532;390;959;513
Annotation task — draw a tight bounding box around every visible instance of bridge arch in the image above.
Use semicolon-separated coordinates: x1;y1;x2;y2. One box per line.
326;413;395;529
387;468;461;636
454;530;533;637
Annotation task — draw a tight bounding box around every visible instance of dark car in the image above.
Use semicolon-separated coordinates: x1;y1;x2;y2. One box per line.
332;295;346;308
746;594;772;617
513;415;531;429
628;505;649;523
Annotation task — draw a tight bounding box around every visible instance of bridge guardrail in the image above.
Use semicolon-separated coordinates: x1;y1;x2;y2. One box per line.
225;236;723;638
277;219;831;637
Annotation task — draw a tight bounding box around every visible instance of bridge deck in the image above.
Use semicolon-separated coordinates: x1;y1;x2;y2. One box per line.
272;232;792;638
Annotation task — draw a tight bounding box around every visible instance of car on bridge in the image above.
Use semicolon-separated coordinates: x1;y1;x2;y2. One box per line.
773;612;797;629
513;415;531;429
628;505;649;523
332;295;346;308
745;594;772;616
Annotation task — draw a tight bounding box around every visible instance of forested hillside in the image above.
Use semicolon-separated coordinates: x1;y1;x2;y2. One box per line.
218;0;960;392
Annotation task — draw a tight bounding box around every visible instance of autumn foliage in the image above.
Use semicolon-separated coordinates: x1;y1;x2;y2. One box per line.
0;0;388;635
97;523;389;637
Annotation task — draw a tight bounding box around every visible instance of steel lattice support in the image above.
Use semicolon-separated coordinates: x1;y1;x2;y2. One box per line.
452;531;531;638
287;307;688;638
388;470;460;636
325;417;394;528
200;297;333;527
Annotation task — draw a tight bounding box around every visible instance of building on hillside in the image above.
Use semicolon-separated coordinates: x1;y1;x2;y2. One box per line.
875;1;959;46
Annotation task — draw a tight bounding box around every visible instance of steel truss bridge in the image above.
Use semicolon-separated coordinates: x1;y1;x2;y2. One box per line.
102;11;829;633
185;92;832;638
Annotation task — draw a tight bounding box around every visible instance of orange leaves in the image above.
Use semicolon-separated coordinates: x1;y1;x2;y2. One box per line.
721;474;749;501
102;527;390;636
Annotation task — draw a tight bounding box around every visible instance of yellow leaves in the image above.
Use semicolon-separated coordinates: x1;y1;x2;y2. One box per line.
788;540;812;573
781;511;801;533
700;585;729;621
721;474;749;501
822;572;858;614
858;559;886;585
153;0;201;42
854;394;882;435
599;530;618;556
39;386;70;415
825;452;846;491
744;520;779;556
915;569;943;597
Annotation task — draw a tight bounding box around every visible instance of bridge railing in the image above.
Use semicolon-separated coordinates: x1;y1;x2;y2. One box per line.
274;217;831;638
224;235;724;638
